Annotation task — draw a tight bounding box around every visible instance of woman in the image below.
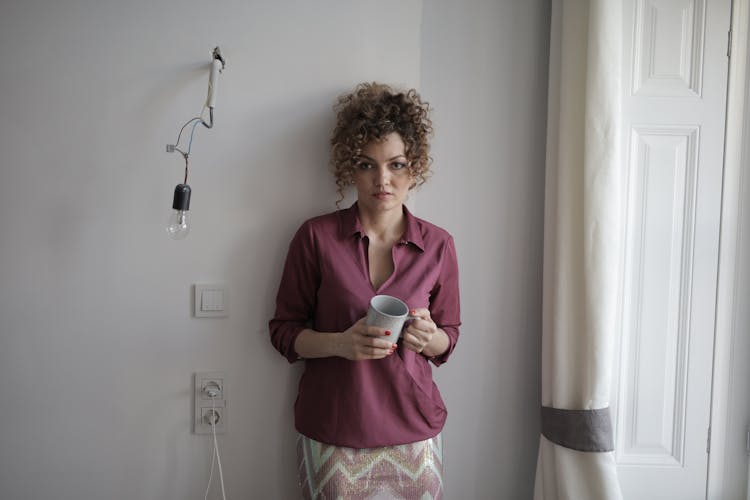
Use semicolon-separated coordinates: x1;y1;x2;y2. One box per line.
269;82;461;499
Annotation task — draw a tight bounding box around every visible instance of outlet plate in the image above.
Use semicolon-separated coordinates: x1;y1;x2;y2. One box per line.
193;372;226;434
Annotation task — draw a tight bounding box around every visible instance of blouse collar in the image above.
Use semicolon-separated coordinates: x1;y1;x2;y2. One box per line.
340;202;425;252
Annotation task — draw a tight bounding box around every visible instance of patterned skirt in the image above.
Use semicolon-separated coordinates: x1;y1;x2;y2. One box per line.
296;433;444;500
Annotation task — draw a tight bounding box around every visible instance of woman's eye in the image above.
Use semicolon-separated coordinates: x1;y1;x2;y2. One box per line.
391;162;407;170
356;162;373;170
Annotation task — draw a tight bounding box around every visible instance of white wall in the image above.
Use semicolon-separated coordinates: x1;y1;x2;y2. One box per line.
0;0;549;498
420;1;549;497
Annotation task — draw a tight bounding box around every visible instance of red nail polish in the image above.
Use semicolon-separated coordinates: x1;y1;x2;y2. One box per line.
385;330;391;336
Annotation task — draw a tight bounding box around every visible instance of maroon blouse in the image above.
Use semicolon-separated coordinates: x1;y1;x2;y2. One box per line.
269;203;461;448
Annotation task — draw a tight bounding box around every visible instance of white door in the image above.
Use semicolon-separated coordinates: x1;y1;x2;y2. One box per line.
613;0;731;499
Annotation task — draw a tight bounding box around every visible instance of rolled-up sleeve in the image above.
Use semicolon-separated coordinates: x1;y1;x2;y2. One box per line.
269;222;320;363
428;236;461;366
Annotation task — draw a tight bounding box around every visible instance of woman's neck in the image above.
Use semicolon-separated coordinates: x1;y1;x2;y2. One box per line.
359;204;406;244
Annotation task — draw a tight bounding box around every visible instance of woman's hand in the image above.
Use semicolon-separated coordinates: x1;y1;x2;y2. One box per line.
336;318;397;361
402;308;449;357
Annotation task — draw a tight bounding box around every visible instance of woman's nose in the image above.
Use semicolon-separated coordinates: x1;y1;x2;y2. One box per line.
374;164;390;185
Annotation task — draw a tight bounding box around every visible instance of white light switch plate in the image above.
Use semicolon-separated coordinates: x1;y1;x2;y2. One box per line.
193;283;228;317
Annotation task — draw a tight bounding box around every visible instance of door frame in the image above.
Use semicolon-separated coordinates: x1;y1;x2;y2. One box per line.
707;0;750;497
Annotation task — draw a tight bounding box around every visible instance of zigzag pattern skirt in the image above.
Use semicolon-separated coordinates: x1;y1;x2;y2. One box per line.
296;433;444;500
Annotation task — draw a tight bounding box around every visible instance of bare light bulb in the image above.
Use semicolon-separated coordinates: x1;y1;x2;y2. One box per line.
166;210;190;239
166;184;191;240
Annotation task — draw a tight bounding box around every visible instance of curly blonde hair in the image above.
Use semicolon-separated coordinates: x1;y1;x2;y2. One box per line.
330;82;433;204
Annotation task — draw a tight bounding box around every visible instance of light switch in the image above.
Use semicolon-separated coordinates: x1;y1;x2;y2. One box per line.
201;289;224;311
194;284;228;317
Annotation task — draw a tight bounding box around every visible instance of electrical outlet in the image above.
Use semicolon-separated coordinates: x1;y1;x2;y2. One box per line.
193;372;226;434
202;407;220;425
197;404;226;434
201;407;224;428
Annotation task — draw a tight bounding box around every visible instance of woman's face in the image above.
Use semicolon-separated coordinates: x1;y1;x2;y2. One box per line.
352;132;414;216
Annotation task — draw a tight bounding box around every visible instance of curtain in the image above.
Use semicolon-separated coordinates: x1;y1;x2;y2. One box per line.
533;0;623;499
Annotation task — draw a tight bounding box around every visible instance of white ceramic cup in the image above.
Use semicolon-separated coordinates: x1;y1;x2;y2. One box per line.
366;295;419;345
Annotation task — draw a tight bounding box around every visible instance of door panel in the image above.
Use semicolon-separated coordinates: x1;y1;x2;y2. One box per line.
614;0;731;498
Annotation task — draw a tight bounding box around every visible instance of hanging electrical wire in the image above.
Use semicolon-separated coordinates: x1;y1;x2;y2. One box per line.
165;47;226;240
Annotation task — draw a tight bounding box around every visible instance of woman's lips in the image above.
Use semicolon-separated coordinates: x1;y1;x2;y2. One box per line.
373;192;392;200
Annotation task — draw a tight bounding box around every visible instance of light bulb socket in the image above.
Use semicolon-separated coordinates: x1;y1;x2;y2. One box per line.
172;184;191;211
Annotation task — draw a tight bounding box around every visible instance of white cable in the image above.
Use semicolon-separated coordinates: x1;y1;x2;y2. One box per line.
212;402;227;500
203;428;216;500
207;58;221;108
203;394;228;500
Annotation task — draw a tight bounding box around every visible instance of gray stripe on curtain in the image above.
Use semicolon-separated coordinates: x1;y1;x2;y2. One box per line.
541;406;614;452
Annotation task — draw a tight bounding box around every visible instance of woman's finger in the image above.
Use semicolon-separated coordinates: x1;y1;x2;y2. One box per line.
409;307;431;320
356;334;396;359
402;331;425;353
